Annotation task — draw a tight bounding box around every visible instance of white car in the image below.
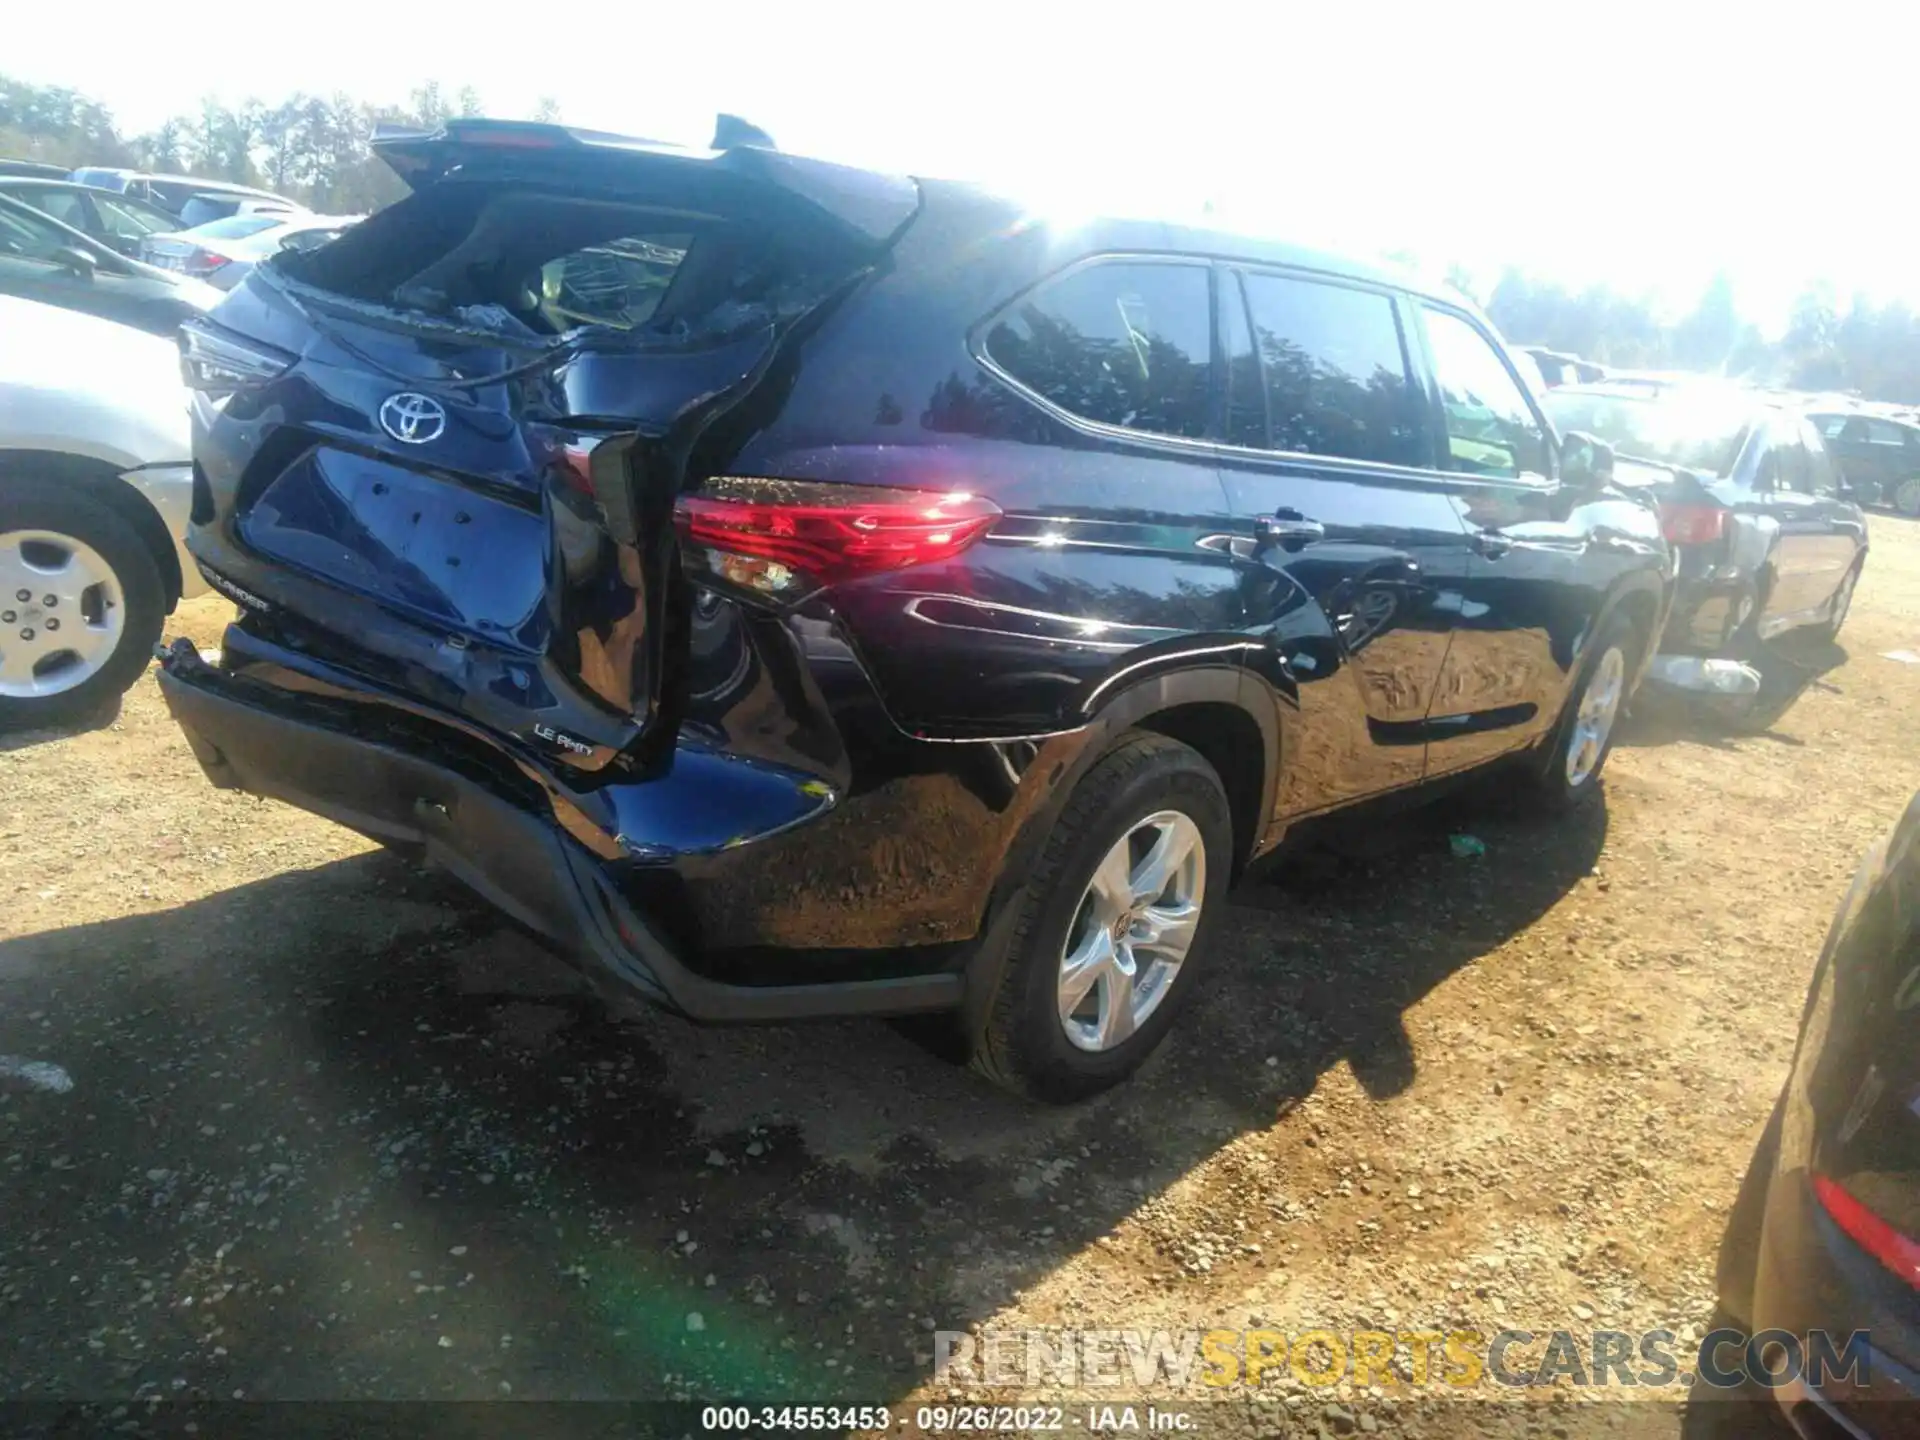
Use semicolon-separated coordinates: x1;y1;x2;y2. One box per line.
141;213;362;291
0;294;205;725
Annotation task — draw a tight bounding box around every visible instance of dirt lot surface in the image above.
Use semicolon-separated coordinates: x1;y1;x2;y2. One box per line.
5;518;1920;1439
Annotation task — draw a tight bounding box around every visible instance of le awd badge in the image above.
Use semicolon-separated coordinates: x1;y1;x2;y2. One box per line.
532;723;594;757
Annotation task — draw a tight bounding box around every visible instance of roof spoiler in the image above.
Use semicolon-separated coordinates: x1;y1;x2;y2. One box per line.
712;115;776;151
365;115;917;250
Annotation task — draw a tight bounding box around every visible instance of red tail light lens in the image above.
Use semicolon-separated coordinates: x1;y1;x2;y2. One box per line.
675;478;1002;600
185;249;230;277
1657;502;1727;546
1813;1172;1920;1290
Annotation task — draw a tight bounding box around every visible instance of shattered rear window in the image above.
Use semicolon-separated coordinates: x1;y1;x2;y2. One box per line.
538;234;689;331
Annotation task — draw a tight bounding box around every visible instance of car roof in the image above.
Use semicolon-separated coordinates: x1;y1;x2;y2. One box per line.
0;177;159;199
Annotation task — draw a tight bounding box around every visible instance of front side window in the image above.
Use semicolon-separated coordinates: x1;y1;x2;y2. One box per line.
985;260;1212;439
1236;271;1422;465
1422;307;1550;480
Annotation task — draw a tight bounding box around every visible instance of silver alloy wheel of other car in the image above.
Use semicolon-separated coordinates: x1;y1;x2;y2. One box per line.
1898;478;1920;517
1565;644;1626;789
1057;809;1205;1053
0;530;126;698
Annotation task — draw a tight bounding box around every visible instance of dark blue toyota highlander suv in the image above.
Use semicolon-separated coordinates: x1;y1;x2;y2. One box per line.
157;118;1669;1100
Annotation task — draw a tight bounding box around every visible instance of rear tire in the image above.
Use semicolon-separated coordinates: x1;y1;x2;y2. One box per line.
1895;477;1920;517
0;480;165;730
1525;611;1643;813
970;732;1232;1103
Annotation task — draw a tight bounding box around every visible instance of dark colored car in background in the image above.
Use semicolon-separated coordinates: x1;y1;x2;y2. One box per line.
156;119;1669;1101
1542;382;1866;707
0;176;180;258
1814;410;1920;516
1719;790;1920;1438
0;193;219;337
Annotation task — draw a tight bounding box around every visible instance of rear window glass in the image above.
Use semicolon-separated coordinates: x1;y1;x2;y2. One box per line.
984;260;1212;439
188;214;282;240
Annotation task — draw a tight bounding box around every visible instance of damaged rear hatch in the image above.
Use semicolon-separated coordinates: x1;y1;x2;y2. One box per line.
181;119;918;772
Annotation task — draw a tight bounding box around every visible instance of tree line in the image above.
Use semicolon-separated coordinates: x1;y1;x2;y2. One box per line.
9;73;1920;406
1458;269;1920;407
1;75;560;216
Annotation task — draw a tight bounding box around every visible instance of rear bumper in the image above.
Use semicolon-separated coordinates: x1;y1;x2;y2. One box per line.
1753;1168;1920;1438
155;642;964;1023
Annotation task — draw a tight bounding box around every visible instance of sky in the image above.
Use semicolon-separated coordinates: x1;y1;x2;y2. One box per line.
13;0;1920;333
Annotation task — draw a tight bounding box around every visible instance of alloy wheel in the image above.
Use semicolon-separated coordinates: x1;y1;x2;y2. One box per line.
1565;644;1626;789
1057;810;1205;1053
0;530;126;699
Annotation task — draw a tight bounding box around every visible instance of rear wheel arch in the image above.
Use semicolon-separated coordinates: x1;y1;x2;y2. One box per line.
0;450;184;610
1073;665;1274;878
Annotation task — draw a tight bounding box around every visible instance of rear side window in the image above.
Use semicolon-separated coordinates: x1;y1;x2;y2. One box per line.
1421;306;1550;480
1866;418;1909;447
1234;271;1423;465
985;261;1212;439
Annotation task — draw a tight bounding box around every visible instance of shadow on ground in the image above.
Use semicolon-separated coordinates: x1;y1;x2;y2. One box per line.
0;784;1606;1418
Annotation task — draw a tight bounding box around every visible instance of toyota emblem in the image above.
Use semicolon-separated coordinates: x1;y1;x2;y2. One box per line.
379;392;447;445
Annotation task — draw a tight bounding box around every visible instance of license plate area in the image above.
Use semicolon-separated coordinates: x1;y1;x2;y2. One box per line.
239;447;548;642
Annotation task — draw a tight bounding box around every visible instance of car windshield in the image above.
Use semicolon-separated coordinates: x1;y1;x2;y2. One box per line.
1542;386;1753;474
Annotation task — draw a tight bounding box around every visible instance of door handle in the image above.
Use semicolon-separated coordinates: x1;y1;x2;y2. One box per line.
1260;511;1325;551
1471;530;1512;560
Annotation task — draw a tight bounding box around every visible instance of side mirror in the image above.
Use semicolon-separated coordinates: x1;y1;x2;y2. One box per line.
1560;430;1615;490
54;245;98;280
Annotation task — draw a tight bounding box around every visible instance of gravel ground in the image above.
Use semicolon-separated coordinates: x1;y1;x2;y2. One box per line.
4;517;1919;1439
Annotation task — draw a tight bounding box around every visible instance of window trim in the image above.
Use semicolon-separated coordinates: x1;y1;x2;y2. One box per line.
1406;298;1559;488
970;250;1222;453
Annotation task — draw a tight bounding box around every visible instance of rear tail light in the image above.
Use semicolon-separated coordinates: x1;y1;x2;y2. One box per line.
179;321;293;399
184;248;230;277
1657;501;1727;546
1812;1172;1920;1290
674;478;1002;600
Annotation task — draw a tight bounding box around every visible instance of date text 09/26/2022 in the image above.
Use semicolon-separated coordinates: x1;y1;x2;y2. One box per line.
699;1405;1195;1432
